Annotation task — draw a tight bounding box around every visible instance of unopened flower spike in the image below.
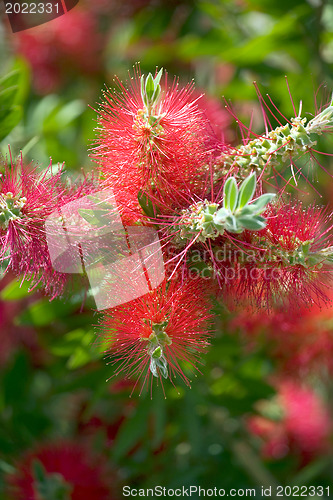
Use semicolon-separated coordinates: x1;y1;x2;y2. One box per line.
215;93;333;181
307;92;333;134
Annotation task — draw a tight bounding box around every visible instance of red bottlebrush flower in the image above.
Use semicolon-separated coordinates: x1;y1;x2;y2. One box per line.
219;200;333;310
0;151;97;299
261;201;331;253
234;291;333;377
92;68;208;206
0;153;67;298
100;276;213;394
7;441;119;500
13;8;102;94
248;380;332;464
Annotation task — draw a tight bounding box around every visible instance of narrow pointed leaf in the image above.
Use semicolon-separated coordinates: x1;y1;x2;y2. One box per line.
223;177;238;211
154;68;163;87
238;172;256;209
152;85;161;104
250;193;276;213
238;215;267;231
145;73;155;102
140;74;145;100
78;208;109;227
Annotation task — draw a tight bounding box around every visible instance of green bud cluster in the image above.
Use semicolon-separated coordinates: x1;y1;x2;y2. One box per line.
0;192;27;229
134;69;166;152
140;68;163;112
252;235;333;269
307;95;333;134
177;200;222;243
142;320;172;379
294;243;333;268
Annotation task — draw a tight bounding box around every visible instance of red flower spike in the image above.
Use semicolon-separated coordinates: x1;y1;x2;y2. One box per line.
7;441;119;500
100;276;213;395
92;68;208;206
234;291;333;377
248;380;331;464
0;151;97;299
218;200;333;311
13;8;102;94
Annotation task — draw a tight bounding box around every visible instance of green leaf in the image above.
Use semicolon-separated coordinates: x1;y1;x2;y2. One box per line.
154;67;163;87
67;347;95;370
152;84;161;104
225;214;239;232
112;399;151;461
140;74;145;102
237;205;255;216
0;86;19;113
0;63;29;105
152;346;162;359
0;278;31;301
223;177;238;211
145;73;155;102
78;208;110;226
33;460;72;500
53;100;85;128
43;99;85;133
0;105;22;142
237;172;256;209
51;329;101;369
0;67;27;141
155;356;168;379
238;215;267;231
250;193;276;213
17;298;78;326
138;190;158;217
290;457;330;487
0;71;20;90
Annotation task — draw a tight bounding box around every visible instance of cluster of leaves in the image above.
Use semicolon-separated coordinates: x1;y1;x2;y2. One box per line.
215;173;275;232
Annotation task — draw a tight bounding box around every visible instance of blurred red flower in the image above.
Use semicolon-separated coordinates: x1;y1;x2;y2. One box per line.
13;8;102;94
7;441;119;500
248;380;332;464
